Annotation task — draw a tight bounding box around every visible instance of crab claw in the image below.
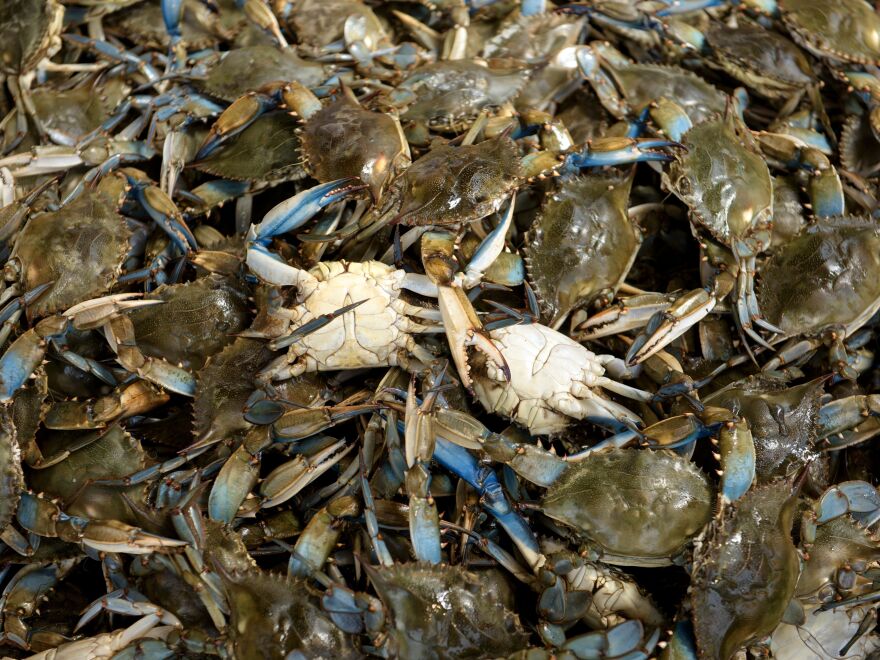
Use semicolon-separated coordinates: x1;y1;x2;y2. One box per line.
133;182;198;254
246;178;365;287
252;178;365;245
626;287;717;365
566;136;683;170
260;439;354;508
574;292;676;340
437;285;510;391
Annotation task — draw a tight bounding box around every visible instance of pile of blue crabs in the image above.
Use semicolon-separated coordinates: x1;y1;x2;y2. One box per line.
4;0;880;658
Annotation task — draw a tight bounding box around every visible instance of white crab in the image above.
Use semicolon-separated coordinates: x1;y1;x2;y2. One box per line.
257;260;445;381
471;322;649;435
246;180;518;386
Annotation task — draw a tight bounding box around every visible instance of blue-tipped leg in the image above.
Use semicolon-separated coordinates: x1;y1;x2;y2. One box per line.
565;137;681;171
251;178;364;247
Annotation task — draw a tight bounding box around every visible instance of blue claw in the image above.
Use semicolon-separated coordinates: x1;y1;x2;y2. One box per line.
718;420;756;503
565;137;681;170
664;621;699;659
251;178;364;247
129;181;198;254
0;327;54;402
161;0;185;40
432;436;542;570
815;481;880;524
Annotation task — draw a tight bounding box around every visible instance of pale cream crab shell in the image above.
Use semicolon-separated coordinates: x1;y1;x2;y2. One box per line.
262;260;439;379
471;322;644;435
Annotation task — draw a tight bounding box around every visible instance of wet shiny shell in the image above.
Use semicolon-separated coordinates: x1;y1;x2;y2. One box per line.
286;0;385;49
482;14;582;63
612;64;725;125
198;46;331;101
128;274;250;371
691;477;800;660
194;111;305;184
781;0;880;65
12;189;130;320
383;135;522;227
0;0;62;75
31;78;130;143
300;92;405;198
221;568;358;659
665;115;773;246
758;218;880;336
541;449;713;564
526;174;640;327
369;563;529;658
705;20;813;97
400;61;528;132
706;376;822;481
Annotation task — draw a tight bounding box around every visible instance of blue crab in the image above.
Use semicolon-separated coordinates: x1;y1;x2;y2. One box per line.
759;217;880;378
690;472;804;659
525;172;642;329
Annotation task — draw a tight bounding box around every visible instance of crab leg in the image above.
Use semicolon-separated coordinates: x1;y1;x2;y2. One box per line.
564;136;681;170
196;81;320;160
288;496;362;578
44;381;169;430
208;403;370;521
269;299;368;350
16;491;186;555
625;287;721;364
260;440;355;509
433;436;543;570
76;588;181;632
0;295;160;401
246;178;363;287
422;206;516;389
404;374;443;564
105;315;196;397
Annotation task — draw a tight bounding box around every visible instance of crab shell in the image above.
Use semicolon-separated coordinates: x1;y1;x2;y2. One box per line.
780;0;880;66
11;189;131;321
758;217;880;338
470;323;640;435
268;261;433;377
704;19;814;99
541;448;713;566
299;89;409;202
663;114;773;251
691;476;801;660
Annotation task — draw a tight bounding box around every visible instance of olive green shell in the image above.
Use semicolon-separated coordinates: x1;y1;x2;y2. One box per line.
691;477;801;660
369;563;529;659
13;190;130;320
128;274;250;371
706;376;823;481
758;217;880;337
380;136;522;227
526;174;639;327
541;449;713;565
